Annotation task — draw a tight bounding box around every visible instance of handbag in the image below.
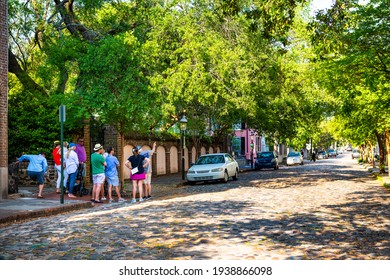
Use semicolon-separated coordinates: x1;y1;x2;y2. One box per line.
131;167;139;175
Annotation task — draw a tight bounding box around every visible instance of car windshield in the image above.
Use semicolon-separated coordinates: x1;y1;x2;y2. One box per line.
329;149;335;152
195;155;225;165
287;152;300;157
257;152;273;158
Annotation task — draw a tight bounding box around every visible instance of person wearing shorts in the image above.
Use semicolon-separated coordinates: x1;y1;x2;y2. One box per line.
125;146;150;203
18;152;48;198
141;142;156;200
91;143;106;203
105;146;125;203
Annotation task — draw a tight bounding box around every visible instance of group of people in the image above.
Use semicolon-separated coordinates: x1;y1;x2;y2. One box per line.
18;137;157;204
89;142;157;204
18;137;87;199
51;138;87;198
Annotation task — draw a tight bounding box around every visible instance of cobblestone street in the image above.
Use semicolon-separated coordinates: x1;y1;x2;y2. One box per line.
0;154;389;260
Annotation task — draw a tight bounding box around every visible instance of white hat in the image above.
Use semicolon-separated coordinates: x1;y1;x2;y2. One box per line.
94;143;103;151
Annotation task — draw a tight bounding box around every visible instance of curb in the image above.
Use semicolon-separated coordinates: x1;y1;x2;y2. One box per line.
0;201;93;226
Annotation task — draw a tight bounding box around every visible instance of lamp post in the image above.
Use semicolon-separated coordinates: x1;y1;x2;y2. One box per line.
180;115;187;180
59;105;66;204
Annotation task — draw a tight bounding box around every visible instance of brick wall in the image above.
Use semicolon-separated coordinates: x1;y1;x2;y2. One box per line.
0;0;8;199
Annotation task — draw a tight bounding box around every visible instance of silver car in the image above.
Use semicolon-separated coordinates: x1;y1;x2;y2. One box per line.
351;149;360;159
186;153;239;184
286;152;303;166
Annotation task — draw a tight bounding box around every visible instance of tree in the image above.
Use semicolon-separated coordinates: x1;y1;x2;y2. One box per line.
309;0;390;174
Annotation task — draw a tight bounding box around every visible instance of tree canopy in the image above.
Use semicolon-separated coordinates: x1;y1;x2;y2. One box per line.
7;0;389;174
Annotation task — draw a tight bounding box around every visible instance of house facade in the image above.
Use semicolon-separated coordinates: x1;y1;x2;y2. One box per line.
232;123;287;165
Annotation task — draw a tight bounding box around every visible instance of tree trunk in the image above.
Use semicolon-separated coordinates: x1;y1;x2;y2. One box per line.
119;130;125;189
385;130;390;177
362;144;368;163
368;141;375;168
8;48;46;94
54;0;100;42
375;131;386;173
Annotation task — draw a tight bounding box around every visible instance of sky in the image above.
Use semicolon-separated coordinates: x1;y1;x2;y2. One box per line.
310;0;334;13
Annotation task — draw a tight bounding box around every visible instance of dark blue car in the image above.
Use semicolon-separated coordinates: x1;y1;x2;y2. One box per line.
255;151;279;170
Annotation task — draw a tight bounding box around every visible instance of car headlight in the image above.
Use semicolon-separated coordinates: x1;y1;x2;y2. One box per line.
187;170;195;174
211;168;224;172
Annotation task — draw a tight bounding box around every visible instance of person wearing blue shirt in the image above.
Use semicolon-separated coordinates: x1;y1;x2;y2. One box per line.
105;147;125;203
140;142;156;200
18;152;48;199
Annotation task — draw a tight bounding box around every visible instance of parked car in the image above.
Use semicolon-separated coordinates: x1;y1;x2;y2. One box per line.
255;151;279;170
186;153;239;185
328;149;337;158
286;152;304;166
317;151;328;159
351;149;360;159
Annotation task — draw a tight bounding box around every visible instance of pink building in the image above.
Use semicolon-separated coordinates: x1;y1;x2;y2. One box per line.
232;123;262;165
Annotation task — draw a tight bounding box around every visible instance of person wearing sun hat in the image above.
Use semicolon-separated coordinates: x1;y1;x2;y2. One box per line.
91;143;107;203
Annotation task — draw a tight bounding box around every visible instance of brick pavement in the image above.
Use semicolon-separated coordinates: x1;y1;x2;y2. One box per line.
0;157;389;260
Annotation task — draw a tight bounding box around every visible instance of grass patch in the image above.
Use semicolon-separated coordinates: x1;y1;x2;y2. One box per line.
376;174;390;189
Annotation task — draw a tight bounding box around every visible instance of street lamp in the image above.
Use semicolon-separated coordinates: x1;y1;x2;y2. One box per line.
180;115;187;180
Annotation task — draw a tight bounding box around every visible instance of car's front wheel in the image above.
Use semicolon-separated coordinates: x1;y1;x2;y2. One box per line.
222;170;229;183
232;169;239;181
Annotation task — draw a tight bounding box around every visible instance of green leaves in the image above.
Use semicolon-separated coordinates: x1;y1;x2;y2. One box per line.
8;0;351;156
308;0;389;155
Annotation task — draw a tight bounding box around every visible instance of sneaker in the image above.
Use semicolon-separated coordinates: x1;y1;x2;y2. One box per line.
146;195;152;200
118;198;126;203
101;197;107;201
142;196;147;200
109;198;114;203
131;198;137;203
139;198;144;202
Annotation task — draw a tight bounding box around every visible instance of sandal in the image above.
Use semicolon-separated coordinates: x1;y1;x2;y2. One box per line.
37;195;44;199
56;190;61;194
93;200;103;203
68;194;77;198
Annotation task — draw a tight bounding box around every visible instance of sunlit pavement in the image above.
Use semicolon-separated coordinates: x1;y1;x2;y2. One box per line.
0;153;389;260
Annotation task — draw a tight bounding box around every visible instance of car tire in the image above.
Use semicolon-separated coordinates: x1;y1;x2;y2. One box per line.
233;169;239;181
223;170;229;183
188;181;196;185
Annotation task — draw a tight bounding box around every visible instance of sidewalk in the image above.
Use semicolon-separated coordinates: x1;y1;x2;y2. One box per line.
0;173;180;226
0;166;255;226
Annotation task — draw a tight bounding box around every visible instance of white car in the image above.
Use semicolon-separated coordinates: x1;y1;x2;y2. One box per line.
186;153;239;185
286;152;304;166
351;149;360;159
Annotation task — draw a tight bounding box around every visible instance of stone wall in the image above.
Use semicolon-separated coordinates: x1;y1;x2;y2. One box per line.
17;160;56;188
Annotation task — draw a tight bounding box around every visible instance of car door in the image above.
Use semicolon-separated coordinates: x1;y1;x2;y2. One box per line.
224;154;236;176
